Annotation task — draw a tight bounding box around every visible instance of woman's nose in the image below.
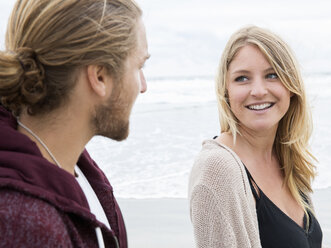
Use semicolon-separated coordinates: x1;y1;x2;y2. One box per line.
250;78;267;97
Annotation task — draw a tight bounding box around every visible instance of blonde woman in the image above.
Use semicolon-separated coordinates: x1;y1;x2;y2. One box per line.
189;26;323;248
0;0;149;247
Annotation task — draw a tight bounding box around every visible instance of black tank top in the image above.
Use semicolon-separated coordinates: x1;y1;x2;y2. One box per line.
244;167;323;248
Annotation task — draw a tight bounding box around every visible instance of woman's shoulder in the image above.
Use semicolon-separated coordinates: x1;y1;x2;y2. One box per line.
195;139;243;174
189;139;247;193
188;139;257;229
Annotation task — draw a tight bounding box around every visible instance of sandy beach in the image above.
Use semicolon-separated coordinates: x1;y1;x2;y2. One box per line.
118;198;194;248
118;186;331;248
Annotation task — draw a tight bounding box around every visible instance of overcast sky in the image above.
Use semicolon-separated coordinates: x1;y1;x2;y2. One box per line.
1;0;331;78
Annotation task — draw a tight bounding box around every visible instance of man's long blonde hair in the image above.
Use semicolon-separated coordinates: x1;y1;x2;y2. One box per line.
0;0;141;115
216;26;316;225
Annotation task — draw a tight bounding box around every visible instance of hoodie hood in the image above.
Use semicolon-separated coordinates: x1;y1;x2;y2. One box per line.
0;106;92;217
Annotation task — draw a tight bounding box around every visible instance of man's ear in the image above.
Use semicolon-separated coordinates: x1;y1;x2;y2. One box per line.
86;65;113;97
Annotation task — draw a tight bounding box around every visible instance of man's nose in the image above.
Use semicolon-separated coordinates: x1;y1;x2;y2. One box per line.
140;71;147;93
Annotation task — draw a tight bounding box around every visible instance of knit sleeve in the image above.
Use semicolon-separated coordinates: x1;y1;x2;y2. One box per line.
190;184;239;247
0;189;73;247
188;142;261;248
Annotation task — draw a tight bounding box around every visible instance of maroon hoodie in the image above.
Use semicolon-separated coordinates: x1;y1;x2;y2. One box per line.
0;106;127;248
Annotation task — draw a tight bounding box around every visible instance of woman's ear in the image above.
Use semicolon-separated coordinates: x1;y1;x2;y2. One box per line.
86;65;113;97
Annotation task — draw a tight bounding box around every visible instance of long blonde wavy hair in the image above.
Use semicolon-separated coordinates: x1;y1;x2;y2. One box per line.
216;26;316;224
0;0;141;115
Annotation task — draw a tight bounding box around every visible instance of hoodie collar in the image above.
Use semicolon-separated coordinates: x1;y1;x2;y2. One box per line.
0;106;102;219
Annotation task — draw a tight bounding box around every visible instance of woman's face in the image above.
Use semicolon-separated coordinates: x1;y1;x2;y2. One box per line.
226;44;291;134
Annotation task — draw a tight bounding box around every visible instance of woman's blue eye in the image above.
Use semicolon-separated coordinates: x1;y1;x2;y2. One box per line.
235;76;248;82
266;73;278;79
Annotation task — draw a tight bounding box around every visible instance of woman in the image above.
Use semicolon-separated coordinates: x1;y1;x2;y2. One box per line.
189;26;323;247
0;0;146;247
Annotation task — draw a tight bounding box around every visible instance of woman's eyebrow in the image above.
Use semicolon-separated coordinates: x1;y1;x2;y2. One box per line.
231;69;250;75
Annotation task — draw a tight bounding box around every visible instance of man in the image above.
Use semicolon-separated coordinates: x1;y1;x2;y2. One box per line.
0;0;149;247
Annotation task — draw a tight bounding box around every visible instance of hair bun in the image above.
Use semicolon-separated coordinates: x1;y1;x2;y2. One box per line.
16;47;45;79
0;47;47;115
15;47;47;111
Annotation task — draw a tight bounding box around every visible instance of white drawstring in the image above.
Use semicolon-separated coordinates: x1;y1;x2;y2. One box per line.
95;227;105;248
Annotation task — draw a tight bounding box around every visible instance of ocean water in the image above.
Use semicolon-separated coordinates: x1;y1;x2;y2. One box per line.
0;1;330;198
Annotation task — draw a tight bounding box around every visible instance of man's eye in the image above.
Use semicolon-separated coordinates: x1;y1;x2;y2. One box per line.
266;73;278;79
235;76;248;82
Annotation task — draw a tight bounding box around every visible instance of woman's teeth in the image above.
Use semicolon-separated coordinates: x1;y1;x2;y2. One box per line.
247;103;272;110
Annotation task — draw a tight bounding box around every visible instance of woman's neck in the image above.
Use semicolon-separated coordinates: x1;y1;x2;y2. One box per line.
219;125;278;166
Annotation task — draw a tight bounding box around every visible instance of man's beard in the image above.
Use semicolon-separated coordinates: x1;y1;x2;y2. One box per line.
92;89;130;141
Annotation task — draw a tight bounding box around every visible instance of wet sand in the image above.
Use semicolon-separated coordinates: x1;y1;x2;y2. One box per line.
118;186;331;247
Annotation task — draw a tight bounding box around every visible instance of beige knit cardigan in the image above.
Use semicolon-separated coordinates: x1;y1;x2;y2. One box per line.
188;139;262;248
